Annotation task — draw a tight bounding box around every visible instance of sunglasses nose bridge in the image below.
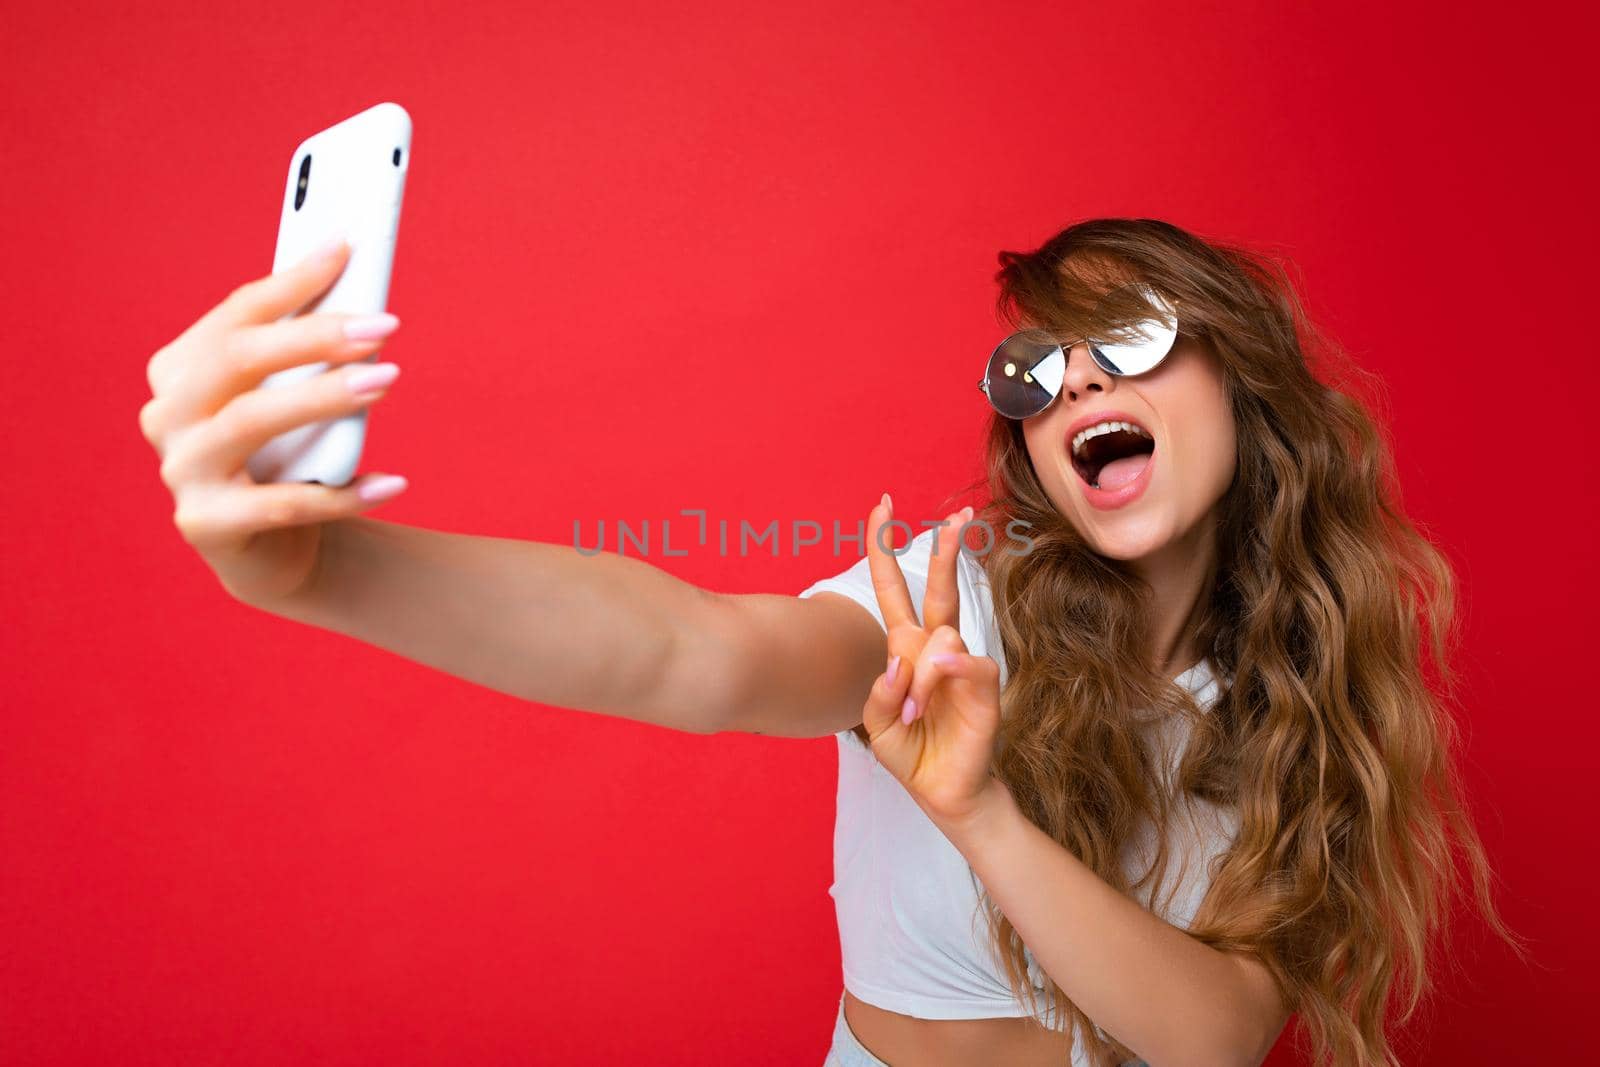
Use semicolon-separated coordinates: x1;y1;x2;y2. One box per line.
1056;340;1118;405
981;288;1182;417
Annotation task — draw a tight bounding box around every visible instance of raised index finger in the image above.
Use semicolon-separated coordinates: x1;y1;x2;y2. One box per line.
867;493;920;632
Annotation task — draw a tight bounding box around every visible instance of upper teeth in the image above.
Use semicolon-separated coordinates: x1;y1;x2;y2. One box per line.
1072;420;1151;457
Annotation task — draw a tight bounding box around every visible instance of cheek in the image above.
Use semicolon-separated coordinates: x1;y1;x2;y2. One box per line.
1023;413;1081;499
1155;347;1237;499
1182;395;1238;504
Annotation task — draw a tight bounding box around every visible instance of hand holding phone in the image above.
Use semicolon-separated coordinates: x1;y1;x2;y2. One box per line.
246;102;412;486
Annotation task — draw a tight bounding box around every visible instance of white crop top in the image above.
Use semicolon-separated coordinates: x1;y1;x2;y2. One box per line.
800;528;1240;1028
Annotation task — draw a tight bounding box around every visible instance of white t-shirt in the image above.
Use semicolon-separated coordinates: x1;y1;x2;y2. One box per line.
799;527;1239;1028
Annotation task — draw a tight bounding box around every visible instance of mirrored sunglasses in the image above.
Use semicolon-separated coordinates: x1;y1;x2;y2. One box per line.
977;283;1180;420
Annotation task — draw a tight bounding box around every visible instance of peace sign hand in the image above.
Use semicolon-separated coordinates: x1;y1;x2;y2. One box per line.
860;495;1006;827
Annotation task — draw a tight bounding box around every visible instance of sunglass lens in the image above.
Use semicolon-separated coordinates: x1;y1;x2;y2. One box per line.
984;331;1065;419
1087;285;1178;376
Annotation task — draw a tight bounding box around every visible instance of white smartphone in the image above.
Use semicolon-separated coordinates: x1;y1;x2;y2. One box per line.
245;102;412;487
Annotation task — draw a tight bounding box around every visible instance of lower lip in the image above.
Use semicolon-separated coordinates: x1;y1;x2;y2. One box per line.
1077;449;1157;510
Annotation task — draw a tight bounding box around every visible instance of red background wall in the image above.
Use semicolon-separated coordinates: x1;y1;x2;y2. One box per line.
2;1;1593;1062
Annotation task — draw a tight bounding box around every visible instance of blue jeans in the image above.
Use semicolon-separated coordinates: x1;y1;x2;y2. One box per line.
820;992;1151;1066
822;993;890;1066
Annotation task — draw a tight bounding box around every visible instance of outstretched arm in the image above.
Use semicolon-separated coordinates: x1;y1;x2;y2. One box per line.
275;515;889;737
140;241;885;739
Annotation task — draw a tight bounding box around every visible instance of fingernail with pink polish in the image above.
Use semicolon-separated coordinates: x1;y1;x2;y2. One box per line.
347;362;400;395
357;474;408;504
344;313;400;342
930;653;957;667
886;655;900;685
901;697;916;725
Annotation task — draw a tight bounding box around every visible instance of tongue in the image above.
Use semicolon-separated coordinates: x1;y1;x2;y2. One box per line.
1096;453;1150;490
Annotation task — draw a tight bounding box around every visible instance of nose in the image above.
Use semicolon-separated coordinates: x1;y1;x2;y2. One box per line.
1059;341;1115;404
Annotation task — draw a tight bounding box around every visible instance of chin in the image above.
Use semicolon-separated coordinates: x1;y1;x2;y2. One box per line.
1081;531;1171;563
1078;513;1179;562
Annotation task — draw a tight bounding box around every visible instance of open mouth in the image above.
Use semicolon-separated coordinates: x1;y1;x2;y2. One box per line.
1070;419;1155;491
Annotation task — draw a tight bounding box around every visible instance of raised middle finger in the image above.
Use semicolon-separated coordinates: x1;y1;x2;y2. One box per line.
920;506;971;635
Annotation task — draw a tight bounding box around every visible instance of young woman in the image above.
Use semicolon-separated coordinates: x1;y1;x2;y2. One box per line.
139;217;1514;1066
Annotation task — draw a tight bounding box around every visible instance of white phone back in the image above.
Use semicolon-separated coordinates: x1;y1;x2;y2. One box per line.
245;102;411;487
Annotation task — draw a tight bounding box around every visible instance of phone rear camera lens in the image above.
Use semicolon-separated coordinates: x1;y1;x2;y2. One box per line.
294;154;312;211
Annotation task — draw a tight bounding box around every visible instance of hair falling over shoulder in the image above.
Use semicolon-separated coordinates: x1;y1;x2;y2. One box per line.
959;218;1524;1067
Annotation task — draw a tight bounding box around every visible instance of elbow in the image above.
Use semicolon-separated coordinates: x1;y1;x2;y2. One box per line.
1154;1021;1280;1067
634;685;739;738
694;694;741;736
1180;1044;1266;1067
668;590;752;736
658;663;744;738
1196;1017;1282;1067
1194;954;1288;1067
1129;954;1287;1067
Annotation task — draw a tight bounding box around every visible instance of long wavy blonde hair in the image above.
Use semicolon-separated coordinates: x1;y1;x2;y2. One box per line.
945;218;1517;1066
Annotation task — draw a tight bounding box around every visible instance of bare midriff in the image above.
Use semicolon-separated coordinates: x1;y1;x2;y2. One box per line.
841;988;1079;1067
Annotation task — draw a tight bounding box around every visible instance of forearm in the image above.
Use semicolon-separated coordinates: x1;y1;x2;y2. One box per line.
263;516;733;734
934;783;1280;1067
